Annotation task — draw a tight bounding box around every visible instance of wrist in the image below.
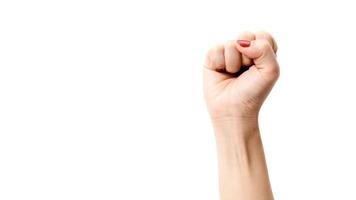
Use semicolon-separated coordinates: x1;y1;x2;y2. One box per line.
212;117;260;157
207;103;261;124
211;116;259;136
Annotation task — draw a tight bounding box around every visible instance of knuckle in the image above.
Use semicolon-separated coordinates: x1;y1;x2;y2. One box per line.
205;46;218;62
268;63;280;79
205;44;225;69
224;40;235;49
255;31;278;53
273;65;280;76
256;31;273;39
238;31;255;39
259;40;272;52
212;44;224;51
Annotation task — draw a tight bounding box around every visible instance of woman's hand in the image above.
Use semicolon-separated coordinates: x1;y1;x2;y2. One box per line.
204;31;279;200
203;31;279;122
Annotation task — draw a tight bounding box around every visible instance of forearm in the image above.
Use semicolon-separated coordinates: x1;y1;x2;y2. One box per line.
212;118;273;200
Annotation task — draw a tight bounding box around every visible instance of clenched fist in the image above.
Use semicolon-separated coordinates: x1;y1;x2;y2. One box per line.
203;31;279;121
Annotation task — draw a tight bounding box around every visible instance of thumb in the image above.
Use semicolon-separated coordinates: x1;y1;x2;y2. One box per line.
235;39;280;78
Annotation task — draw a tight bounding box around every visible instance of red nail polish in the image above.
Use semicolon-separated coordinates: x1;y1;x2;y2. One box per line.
237;40;250;47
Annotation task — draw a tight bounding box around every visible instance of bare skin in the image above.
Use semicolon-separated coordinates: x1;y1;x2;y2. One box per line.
203;31;279;200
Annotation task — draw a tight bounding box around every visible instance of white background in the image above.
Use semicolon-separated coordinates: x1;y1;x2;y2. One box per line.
1;0;356;199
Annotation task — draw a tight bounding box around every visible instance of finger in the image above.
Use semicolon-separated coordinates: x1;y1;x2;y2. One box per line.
236;39;279;78
204;44;232;89
224;40;242;73
255;31;278;53
204;44;225;72
237;31;255;66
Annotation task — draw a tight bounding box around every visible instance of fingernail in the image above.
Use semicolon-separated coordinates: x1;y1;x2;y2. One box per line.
237;40;250;47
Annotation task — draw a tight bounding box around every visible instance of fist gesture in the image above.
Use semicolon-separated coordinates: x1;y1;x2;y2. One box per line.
203;31;279;121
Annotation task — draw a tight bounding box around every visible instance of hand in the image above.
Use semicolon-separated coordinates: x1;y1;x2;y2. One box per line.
204;32;278;200
203;31;279;121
